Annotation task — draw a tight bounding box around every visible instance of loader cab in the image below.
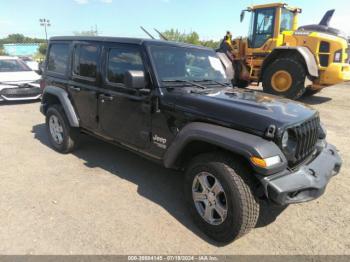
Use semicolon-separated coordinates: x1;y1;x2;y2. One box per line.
242;3;300;50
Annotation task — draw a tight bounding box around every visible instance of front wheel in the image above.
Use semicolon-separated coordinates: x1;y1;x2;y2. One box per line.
262;58;306;99
184;153;260;243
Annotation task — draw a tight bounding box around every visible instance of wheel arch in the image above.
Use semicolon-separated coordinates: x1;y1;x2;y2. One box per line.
261;46;319;80
41;86;79;127
163;122;287;175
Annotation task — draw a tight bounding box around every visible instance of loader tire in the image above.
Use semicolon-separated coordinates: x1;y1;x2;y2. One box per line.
262;58;306;99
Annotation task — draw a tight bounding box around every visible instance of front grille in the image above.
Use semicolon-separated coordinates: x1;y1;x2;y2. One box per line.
290;116;320;165
318;41;330;67
319;41;330;53
319;54;329;67
0;87;42;98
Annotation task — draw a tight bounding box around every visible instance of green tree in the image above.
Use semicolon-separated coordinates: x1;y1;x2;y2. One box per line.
0;34;45;44
200;40;220;49
162;29;219;49
0;43;5;55
39;43;48;55
5;34;26;43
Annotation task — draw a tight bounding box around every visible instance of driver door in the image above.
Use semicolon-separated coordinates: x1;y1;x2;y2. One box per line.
98;44;152;149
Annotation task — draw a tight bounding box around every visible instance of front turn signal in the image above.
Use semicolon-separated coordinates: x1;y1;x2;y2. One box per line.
250;156;281;168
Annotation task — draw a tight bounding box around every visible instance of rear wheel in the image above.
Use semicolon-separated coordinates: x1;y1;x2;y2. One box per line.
263;58;306;99
185;153;259;243
46;104;79;153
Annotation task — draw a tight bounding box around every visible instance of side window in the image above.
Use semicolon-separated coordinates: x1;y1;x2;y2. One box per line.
256;9;274;35
107;47;144;85
47;43;69;75
73;44;99;79
280;9;294;32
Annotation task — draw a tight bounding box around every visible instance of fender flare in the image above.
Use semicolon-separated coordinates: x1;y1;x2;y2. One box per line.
261;46;319;79
41;86;80;127
163;122;287;175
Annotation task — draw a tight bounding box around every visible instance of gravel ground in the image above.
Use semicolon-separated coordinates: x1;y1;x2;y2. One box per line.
0;83;349;254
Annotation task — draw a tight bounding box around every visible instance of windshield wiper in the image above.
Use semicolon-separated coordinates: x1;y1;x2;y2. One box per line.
193;79;231;87
162;79;206;89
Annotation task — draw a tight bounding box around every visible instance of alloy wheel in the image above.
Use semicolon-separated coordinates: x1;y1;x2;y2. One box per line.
192;172;228;225
49;115;64;145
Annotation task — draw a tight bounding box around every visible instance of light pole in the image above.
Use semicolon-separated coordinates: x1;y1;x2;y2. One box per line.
39;18;51;42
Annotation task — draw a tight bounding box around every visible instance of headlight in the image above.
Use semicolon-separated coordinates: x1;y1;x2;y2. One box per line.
334;50;342;63
281;130;297;153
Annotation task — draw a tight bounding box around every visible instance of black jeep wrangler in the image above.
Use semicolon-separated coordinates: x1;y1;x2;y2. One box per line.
40;36;342;243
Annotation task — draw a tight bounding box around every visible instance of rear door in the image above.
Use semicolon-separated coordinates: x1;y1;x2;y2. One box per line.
68;42;101;131
98;44;152;149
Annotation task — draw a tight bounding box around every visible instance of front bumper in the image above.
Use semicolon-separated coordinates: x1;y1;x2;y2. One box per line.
259;143;342;205
0;86;42;101
319;62;350;86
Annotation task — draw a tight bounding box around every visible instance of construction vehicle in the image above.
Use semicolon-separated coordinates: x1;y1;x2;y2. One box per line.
219;3;350;99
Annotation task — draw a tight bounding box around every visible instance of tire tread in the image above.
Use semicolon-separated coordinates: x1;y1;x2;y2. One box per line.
263;57;307;99
46;104;79;153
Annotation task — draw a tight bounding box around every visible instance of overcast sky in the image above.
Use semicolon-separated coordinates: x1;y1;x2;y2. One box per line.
0;0;349;40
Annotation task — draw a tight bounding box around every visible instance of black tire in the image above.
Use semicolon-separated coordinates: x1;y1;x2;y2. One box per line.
184;153;259;243
236;79;249;88
45;104;79;153
303;88;321;97
232;61;249;88
231;79;249;88
262;58;306;99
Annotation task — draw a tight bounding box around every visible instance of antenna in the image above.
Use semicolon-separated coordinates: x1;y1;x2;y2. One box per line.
140;26;155;39
154;28;168;41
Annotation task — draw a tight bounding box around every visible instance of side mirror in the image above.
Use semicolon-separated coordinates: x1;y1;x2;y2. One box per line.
124;70;146;89
240;10;245;22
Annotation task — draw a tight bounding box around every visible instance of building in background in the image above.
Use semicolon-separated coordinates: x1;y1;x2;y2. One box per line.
3;43;40;57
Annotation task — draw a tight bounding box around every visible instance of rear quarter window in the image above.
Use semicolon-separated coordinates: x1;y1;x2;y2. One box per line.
73;44;99;79
47;43;70;75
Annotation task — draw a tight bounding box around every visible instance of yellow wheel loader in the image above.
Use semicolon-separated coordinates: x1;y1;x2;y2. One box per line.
218;3;350;99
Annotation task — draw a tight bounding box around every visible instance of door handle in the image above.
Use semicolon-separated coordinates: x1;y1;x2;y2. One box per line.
100;94;114;102
68;85;81;92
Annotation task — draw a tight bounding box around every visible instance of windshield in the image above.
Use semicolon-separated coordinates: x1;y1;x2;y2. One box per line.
149;45;228;84
0;59;32;72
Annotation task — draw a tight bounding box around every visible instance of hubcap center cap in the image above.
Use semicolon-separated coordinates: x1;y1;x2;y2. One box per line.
207;192;216;204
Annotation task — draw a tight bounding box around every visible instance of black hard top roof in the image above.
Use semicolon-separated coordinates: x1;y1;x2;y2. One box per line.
49;36;212;50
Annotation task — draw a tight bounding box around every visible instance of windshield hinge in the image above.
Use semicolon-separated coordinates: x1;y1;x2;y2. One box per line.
265;124;276;139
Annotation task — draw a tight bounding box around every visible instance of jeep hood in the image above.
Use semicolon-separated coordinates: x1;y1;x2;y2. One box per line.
170;88;317;134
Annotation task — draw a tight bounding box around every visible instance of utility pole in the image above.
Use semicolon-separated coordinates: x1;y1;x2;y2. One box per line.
93;24;98;36
39;18;51;42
